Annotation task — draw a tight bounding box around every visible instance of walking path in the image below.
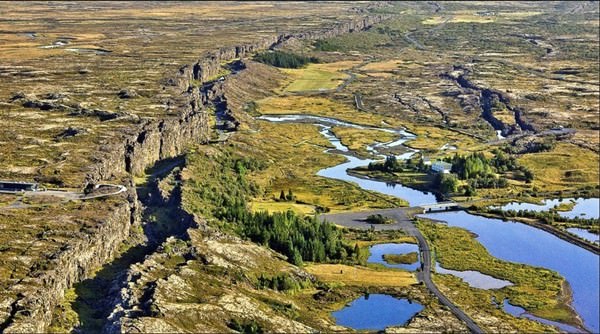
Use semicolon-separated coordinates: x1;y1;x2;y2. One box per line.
0;184;127;210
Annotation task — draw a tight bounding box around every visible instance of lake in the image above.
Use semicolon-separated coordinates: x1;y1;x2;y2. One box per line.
332;294;424;330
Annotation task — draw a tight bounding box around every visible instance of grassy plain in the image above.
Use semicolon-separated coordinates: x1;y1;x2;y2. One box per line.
249;200;316;216
280;61;360;92
256;95;404;128
518;143;600;192
305;264;416;287
383;252;418;265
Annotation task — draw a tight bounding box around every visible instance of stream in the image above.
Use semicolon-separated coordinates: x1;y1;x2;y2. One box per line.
258;115;437;206
259;113;599;332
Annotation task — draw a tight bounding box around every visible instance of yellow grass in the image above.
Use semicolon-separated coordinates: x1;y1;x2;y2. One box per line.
423;12;542;25
494;110;517;126
422;15;493;25
403;125;483;155
360;59;402;72
518;143;599;190
305;264;416;287
280;61;360;92
365;72;393;78
249;200;316;216
354;237;417;247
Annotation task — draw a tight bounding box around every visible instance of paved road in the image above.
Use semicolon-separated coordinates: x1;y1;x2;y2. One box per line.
321;208;484;334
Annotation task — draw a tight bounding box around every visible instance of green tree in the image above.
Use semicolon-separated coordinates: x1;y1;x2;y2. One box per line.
438;174;459;193
291;248;303;266
353;243;362;260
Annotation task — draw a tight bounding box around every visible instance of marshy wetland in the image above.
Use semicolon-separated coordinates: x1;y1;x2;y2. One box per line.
0;1;598;333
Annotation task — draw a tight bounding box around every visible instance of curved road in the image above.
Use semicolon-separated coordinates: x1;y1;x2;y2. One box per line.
322;208;484;334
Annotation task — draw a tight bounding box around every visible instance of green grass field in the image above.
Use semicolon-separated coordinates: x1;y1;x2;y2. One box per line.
280;60;360;92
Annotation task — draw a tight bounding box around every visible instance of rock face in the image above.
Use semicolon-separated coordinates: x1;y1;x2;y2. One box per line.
3;200;136;333
0;9;390;333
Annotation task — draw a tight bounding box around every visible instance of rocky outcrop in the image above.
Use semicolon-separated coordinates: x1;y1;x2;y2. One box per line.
105;228;316;333
3;199;136;333
1;8;391;333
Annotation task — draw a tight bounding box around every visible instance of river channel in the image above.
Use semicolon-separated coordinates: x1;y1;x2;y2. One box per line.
258;114;599;332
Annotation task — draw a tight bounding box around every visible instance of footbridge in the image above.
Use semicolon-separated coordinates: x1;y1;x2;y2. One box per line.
418;201;460;213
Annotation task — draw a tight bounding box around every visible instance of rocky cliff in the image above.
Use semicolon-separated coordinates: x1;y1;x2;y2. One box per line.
2;200;135;333
2;9;390;333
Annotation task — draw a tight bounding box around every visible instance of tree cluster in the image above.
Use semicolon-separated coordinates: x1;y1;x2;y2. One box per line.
365;214;393;224
221;207;357;266
446;151;534;185
368;155;404;172
435;173;459;193
279;189;295;202
448;152;494;179
254;51;318;68
228;319;263;334
256;273;310;292
468;176;508;189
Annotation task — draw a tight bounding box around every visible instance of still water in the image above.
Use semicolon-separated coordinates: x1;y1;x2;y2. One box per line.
332;294;424;330
498;198;599;219
368;243;420;271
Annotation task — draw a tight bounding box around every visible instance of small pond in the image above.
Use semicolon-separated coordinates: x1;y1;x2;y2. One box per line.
368;243;420;271
434;262;513;289
332;294;423;331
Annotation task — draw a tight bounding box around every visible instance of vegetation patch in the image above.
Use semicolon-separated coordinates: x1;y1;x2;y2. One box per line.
518;143;599;191
383;252;418;265
256;95;405;128
249;200;316;216
330;126;397;157
279;61;357;92
365;213;394;225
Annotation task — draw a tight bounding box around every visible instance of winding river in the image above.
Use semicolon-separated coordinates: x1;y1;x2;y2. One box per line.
258;115;437;206
258;114;599;332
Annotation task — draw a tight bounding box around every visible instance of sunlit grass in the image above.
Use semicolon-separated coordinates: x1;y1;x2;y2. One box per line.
305;263;416;287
